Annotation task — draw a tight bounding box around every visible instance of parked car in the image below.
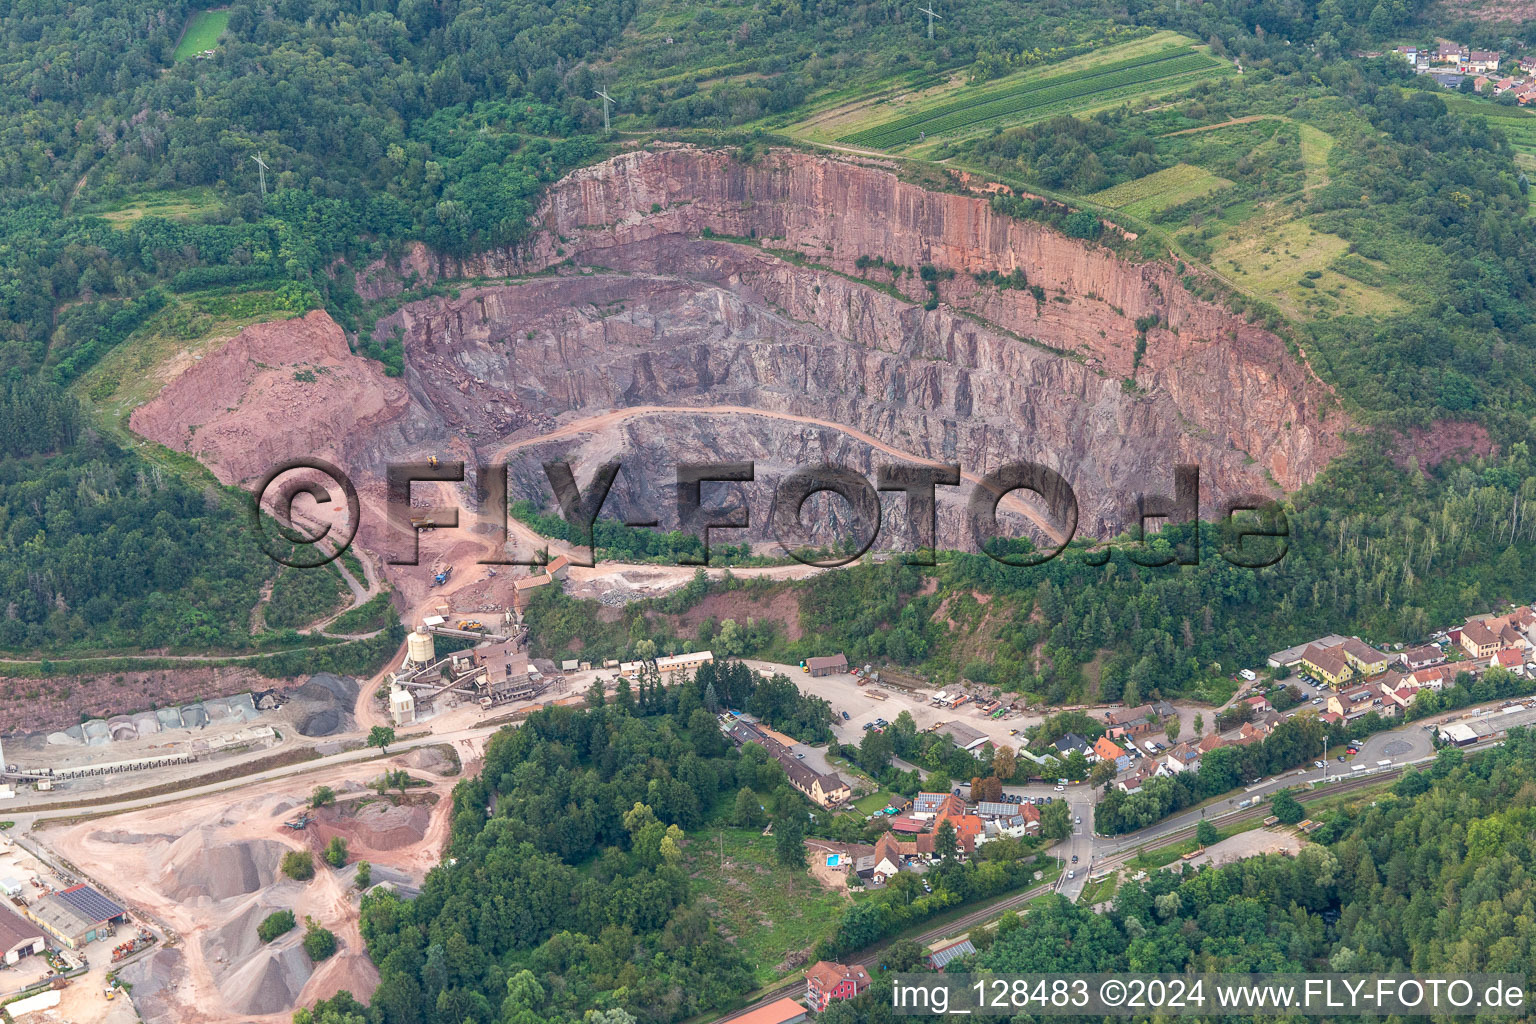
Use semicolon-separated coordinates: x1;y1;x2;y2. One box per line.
1067;870;1075;880
841;711;850;720
1337;754;1347;761
1314;760;1326;768
1312;697;1324;704
795;753;805;759
1054;785;1065;792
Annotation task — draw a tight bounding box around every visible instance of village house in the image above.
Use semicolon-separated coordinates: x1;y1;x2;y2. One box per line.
1327;682;1379;717
1491;648;1526;674
1236;721;1272;745
1460;619;1501;659
1161;742;1201;774
1340;638;1390;677
1401;644;1445;670
1469;50;1503;73
934;808;986;856
1093;736;1126;762
1388;685;1419;711
912;792;966;818
1301;643;1353;687
1053;732;1092;757
1244;693;1272;714
805;961;871;1011
1117;759;1157;791
1436;42;1468;65
727;720;849;808
1412;665;1455;691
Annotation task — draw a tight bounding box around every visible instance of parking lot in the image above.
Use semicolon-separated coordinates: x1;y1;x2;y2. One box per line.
742;659;1041;751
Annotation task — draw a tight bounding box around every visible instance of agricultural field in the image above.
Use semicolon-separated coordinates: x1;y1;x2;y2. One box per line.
1089;163;1233;219
837;38;1228;150
173;8;230;61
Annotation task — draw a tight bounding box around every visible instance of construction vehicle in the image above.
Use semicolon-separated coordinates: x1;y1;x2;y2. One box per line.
432;563;452;587
410;515;436;531
428;455;439;468
283;813;312;830
457;620;483;632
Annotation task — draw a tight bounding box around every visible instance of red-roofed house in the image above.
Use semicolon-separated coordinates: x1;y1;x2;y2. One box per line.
934;810;985;855
1093;736;1126;762
1491;648;1525;673
805;961;870;1011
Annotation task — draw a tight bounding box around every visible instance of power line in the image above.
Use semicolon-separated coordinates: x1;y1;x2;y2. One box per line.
918;4;942;40
251;152;270;200
592;89;611;133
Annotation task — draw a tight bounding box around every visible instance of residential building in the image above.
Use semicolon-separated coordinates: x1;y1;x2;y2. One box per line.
1412;665;1455;691
1053;733;1091;757
1269;634;1347;669
1436;42;1467;64
1328;683;1382;720
1388;685;1419;711
1118;761;1157;793
934;809;985;855
1469;50;1502;72
1301;643;1353;687
1401;645;1445;670
1093;736;1126;762
1244;693;1272;714
928;937;977;971
1236;721;1272;745
1162;742;1201;774
1461;620;1501;659
728;720;849;808
24;885;126;949
1491;648;1525;673
783;759;851;808
805;961;870;1011
1340;638;1390;676
869;833;904;882
806;653;848;677
913;792;966;817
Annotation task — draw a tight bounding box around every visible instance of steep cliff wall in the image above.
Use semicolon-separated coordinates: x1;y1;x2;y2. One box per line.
362;147;1344;544
141;147;1346;555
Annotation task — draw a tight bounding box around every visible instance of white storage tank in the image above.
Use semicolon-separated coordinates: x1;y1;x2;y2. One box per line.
407;628;435;665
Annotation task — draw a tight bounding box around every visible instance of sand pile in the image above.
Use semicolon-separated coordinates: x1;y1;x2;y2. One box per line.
218;940;315;1015
400;745;453;773
160;830;285;902
312;800;432;853
287;673;359;737
118;947;185;1024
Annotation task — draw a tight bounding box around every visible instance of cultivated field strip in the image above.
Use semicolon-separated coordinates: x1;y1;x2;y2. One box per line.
841;47;1222;148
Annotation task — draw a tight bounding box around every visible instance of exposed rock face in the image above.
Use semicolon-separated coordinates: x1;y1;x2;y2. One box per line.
130;310;409;486
142;147;1347;552
367;147;1345;543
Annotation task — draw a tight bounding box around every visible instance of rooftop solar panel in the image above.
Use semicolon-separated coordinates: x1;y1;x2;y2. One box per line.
55;885;123;925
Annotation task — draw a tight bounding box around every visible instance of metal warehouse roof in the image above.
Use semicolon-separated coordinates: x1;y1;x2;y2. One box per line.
54;885;124;926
